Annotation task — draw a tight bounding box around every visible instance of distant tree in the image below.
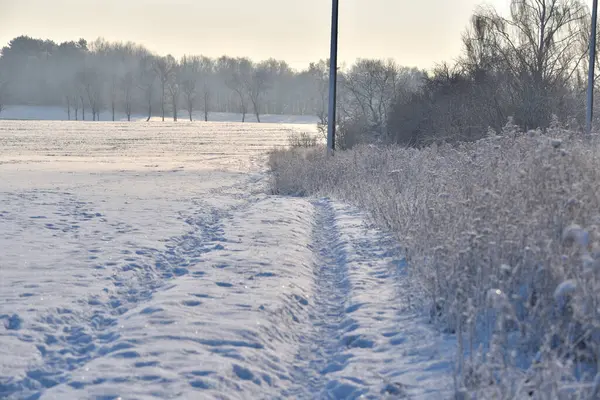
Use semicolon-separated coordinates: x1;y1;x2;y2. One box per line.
77;38;88;52
71;89;79;120
180;55;199;121
87;75;103;120
246;62;271;123
469;0;587;129
201;82;211;122
108;71;118;121
76;69;88;120
221;56;252;122
342;59;408;135
168;59;181;121
64;92;71;120
0;36;57;105
260;58;293;114
119;43;150;122
62;77;79;120
155;55;176;121
198;56;214;121
306;60;330;135
137;55;156;122
51;40;86;120
120;70;135;121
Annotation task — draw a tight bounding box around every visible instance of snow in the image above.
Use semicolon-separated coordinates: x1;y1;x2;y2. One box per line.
0;105;319;125
0;120;454;399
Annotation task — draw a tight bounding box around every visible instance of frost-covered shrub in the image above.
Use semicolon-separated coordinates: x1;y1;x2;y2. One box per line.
287;131;319;149
268;125;600;397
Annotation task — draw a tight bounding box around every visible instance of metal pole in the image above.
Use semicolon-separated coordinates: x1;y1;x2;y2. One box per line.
327;0;339;155
587;0;598;134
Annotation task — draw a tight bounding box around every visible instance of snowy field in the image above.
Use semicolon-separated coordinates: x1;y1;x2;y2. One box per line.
0;105;319;125
0;121;454;399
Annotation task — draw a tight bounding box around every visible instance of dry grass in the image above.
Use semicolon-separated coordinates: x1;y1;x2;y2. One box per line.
269;123;600;398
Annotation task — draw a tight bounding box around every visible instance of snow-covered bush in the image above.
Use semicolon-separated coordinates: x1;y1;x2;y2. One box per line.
269;125;600;397
287;131;319;149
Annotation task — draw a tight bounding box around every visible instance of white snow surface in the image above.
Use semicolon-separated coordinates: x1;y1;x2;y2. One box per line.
0;121;454;399
0;105;319;125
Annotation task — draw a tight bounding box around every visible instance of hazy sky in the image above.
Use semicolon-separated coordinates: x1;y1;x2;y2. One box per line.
0;0;510;70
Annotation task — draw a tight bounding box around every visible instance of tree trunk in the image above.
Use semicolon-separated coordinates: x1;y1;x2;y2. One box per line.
147;97;152;122
66;96;71;120
112;103;115;121
204;92;209;121
253;99;261;123
189;107;193;121
161;85;165;121
81;97;85;120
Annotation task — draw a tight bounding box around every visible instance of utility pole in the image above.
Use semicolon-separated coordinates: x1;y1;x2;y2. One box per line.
587;0;598;134
327;0;339;155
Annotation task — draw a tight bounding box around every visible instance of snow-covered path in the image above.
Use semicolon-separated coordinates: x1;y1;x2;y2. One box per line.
0;121;454;399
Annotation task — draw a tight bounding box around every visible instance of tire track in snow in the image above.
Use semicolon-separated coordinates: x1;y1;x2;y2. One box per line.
284;200;455;399
285;198;364;399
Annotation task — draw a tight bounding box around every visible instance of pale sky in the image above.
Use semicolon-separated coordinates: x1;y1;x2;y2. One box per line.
0;0;510;70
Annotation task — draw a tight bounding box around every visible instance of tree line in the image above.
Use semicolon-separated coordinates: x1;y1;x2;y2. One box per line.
0;35;422;126
0;36;316;122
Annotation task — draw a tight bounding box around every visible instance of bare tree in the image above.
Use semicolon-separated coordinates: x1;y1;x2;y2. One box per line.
60;78;73;120
471;0;587;129
72;92;79;120
180;55;199;121
63;81;79;120
245;62;271;123
222;57;251;122
198;56;213;121
155;55;175;121
120;70;135;121
80;65;103;121
108;72;118;121
76;69;88;120
342;59;407;135
65;93;71;120
168;60;181;121
137;55;156;122
201;86;211;121
306;60;330;136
